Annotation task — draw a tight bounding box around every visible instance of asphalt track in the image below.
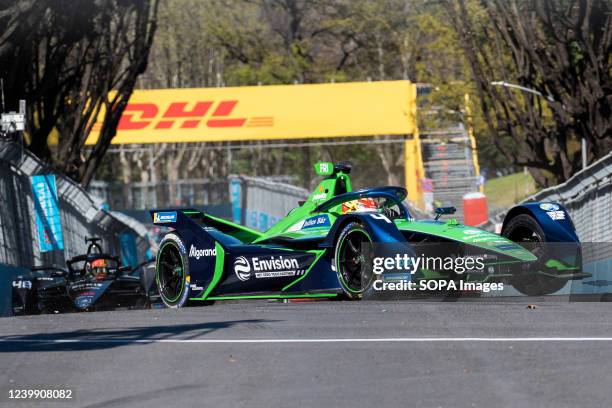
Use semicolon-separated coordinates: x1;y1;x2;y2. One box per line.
1;299;612;408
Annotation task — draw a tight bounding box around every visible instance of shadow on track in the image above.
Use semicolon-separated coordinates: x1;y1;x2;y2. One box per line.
0;319;280;353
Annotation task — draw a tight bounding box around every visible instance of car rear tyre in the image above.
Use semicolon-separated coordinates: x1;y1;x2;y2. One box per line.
156;234;191;308
334;222;374;300
11;290;27;316
502;214;567;296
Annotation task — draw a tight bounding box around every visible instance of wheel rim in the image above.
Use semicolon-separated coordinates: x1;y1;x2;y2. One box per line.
157;242;184;303
337;229;372;293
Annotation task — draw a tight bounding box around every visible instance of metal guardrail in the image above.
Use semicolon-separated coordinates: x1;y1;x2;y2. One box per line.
0;139;151;270
89;179;230;210
519;152;612;280
479;153;612;241
229;175;309;231
523;152;612;243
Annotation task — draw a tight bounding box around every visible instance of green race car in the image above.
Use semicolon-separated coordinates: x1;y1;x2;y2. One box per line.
151;162;588;307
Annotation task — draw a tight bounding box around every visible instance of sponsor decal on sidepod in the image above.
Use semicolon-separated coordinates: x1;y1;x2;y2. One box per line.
189;245;217;259
234;256;252;281
287;215;330;232
233;256;303;281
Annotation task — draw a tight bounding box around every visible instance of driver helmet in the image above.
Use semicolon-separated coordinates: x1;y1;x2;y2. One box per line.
342;198;379;214
90;258;108;280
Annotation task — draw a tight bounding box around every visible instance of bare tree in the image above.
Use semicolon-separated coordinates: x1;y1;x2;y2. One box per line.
0;0;159;186
447;0;611;186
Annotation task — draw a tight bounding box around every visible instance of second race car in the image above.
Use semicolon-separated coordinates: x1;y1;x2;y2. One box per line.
11;237;155;315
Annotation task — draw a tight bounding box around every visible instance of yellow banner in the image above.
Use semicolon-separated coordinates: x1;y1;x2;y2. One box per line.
85;81;416;144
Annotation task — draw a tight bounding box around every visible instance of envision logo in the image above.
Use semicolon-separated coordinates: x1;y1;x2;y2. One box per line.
253;256;299;271
234;256;252;281
189;245;217;260
234;255;303;281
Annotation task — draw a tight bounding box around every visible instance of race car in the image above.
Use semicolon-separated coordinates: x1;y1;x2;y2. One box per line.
151;162;589;307
11;237;155;315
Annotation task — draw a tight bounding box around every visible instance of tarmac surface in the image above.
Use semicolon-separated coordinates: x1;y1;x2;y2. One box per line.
1;298;612;408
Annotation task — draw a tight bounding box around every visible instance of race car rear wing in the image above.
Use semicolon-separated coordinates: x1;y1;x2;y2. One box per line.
150;209;262;244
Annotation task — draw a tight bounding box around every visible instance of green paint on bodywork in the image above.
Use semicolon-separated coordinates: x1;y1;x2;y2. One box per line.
247;168;535;265
252;170;350;243
545;259;577;271
190;241;225;300
184;165;538;271
195;293;338;301
202;213;262;243
393;219;537;262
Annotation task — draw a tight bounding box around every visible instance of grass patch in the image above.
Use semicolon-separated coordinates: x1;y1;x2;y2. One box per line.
485;172;537;209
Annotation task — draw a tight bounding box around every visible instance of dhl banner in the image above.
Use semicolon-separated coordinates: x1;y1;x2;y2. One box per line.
85;81;417;144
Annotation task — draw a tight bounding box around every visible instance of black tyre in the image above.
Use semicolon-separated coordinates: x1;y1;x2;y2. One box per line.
156;234;191;308
11;290;27;316
502;214;568;296
334;222;374;300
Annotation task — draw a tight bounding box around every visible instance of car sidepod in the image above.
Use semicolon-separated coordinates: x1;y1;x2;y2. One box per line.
152;210;341;301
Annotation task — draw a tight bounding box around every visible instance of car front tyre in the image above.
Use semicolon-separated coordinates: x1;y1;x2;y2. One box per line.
502;214;568;296
334;222;375;300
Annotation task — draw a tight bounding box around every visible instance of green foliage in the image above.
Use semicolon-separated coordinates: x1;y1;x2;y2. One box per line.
485;172;537;210
132;0;521;188
0;0;159;185
448;0;611;186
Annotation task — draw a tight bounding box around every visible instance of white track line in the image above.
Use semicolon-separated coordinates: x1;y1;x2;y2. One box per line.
2;337;612;344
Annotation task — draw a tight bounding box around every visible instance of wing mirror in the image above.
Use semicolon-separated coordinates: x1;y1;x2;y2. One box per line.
118;266;131;274
434;206;456;221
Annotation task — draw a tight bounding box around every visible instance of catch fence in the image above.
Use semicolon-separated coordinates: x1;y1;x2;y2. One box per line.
524;152;612;243
0;139;151;270
88;179;229;210
229;175;309;231
523;152;612;265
